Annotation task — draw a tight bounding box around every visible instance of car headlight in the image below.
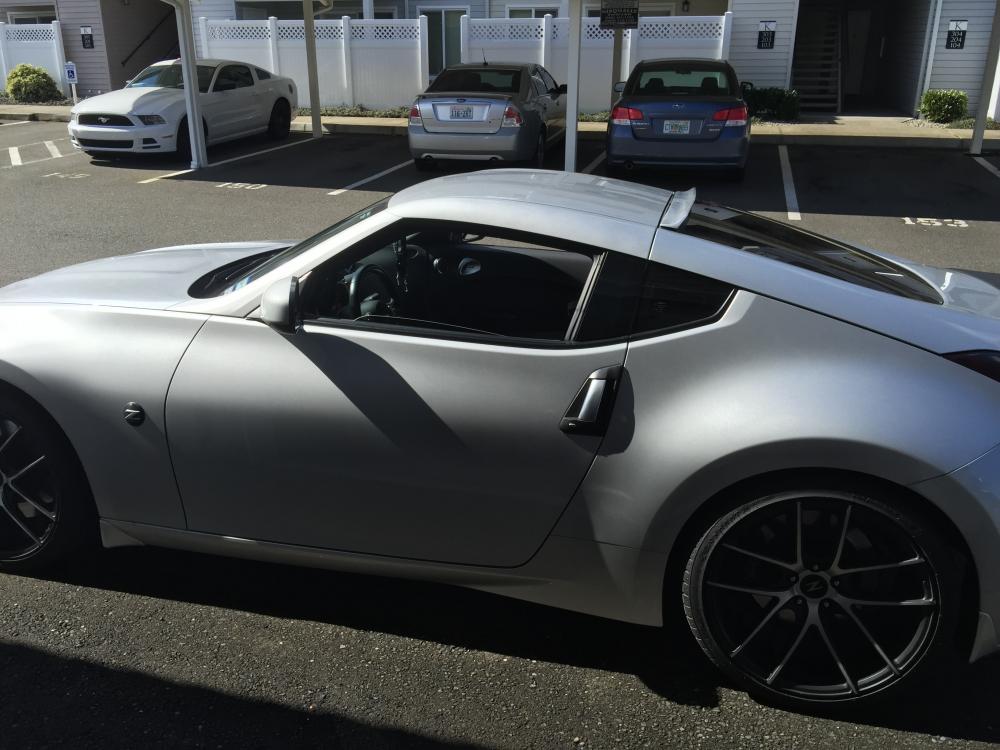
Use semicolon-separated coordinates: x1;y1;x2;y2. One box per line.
138;114;166;125
70;112;79;122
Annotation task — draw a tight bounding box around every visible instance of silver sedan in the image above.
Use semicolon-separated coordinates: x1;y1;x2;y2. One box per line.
0;170;999;711
408;63;566;169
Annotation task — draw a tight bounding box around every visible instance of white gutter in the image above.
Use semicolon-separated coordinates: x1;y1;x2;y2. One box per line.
919;0;944;111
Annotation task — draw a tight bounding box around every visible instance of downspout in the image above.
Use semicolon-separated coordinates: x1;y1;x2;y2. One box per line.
159;0;208;168
918;0;944;115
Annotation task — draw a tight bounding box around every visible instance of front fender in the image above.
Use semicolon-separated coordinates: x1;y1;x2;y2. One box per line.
0;304;207;528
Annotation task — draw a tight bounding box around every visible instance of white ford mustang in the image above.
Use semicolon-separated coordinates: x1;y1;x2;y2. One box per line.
68;58;298;157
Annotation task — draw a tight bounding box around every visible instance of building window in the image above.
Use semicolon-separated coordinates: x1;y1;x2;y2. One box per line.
506;6;559;18
7;9;57;23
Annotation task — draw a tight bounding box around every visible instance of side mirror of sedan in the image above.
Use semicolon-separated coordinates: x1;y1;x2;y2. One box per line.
554;83;568;96
741;81;755;95
260;276;301;333
613;81;625;93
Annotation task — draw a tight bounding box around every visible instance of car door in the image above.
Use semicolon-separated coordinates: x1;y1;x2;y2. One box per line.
165;221;639;568
205;64;259;138
537;65;566;138
528;67;556;143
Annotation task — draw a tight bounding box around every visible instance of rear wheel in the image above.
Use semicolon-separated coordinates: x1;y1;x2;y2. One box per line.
0;392;96;574
176;118;191;162
529;130;546;168
683;486;961;710
267;98;292;140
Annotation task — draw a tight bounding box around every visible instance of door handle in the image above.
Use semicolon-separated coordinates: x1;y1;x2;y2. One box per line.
560;365;622;436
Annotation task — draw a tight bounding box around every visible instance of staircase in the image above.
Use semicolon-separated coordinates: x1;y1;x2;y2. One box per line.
791;1;842;113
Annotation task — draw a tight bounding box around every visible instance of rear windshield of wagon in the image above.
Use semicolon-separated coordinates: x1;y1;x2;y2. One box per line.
427;67;522;94
625;64;736;97
680;204;942;304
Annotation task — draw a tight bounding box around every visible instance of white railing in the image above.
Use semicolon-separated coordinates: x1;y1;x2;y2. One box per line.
0;21;67;95
199;12;731;112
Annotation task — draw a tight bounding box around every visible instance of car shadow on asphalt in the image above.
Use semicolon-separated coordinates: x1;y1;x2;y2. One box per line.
34;546;1000;743
0;639;487;749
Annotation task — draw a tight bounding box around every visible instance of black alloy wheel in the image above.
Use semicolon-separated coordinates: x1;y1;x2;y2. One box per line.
0;394;95;572
684;489;960;708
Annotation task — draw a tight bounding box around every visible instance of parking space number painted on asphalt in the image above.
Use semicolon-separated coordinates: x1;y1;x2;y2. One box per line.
902;217;969;228
216;182;267;190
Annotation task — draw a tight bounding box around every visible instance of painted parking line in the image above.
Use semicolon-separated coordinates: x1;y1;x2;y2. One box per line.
44;141;62;159
973;156;1000;180
7;147;21;166
778;145;801;221
0;120;31;128
138;136;317;184
582;151;605;175
328;159;412;196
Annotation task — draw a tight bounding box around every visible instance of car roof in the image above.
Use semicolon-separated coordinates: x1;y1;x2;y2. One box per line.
441;63;533;70
636;58;733;67
155;58;237;67
387;169;677;258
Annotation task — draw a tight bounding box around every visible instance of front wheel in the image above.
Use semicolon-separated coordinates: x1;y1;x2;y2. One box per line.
683;487;961;710
0;392;96;573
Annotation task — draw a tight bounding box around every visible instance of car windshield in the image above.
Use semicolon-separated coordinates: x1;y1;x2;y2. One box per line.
626;64;735;97
680;204;942;304
218;200;390;295
427;67;522;93
127;64;216;94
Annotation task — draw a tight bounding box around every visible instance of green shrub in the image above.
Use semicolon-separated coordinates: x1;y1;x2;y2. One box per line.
744;86;799;121
920;89;968;123
5;64;62;103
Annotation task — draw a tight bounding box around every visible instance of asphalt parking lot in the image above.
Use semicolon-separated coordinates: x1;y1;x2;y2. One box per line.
2;120;1000;749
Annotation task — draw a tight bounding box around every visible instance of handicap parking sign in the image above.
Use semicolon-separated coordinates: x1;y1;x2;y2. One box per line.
64;62;78;85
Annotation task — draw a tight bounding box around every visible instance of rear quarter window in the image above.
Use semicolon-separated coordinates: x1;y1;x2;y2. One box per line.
680;204;942;304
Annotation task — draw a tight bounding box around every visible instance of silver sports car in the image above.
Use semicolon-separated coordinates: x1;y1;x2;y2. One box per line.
1;170;999;710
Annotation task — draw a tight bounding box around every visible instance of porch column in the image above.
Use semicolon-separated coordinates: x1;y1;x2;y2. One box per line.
303;0;323;138
363;0;375;19
970;0;1000;155
563;0;582;172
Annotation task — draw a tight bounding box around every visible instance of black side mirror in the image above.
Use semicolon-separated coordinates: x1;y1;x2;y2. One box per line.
555;83;567;96
741;81;754;96
260;276;301;333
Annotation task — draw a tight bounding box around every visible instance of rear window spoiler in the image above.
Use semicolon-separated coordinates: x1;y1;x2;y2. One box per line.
660;187;696;229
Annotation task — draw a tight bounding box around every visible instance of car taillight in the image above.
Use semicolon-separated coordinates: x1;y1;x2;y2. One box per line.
503;105;523;127
611;105;643;126
409;102;422;126
713;105;748;127
945;351;1000;384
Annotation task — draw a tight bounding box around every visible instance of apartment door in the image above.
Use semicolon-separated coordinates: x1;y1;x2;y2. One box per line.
422;8;466;76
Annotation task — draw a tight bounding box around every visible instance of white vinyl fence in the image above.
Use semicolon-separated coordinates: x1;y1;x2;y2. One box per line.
0;21;68;94
200;12;731;112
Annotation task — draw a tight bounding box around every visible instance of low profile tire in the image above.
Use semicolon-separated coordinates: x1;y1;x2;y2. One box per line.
682;486;962;710
267;99;292;140
0;392;96;574
414;157;434;172
529;131;546;168
176;119;191;162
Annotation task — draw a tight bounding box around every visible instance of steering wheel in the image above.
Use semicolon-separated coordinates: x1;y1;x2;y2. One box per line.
348;264;397;319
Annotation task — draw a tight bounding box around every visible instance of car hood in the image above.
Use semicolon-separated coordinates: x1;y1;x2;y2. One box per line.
73;87;184;115
0;242;291;310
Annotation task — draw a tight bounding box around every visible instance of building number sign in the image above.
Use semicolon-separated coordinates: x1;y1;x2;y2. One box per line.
757;21;776;50
947;20;968;50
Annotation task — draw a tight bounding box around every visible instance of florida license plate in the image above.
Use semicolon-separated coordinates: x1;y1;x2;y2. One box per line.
663;120;691;135
450;106;474;120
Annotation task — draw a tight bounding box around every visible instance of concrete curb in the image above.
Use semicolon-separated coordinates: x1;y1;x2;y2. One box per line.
0;111;69;122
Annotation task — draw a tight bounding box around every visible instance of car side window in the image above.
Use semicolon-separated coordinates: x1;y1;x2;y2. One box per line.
576;254;734;341
255;67;272;80
538;67;557;93
530;72;548;98
300;220;599;344
215;65;254;91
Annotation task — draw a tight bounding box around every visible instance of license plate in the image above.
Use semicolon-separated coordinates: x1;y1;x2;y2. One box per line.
450;106;474;120
663;120;691;135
